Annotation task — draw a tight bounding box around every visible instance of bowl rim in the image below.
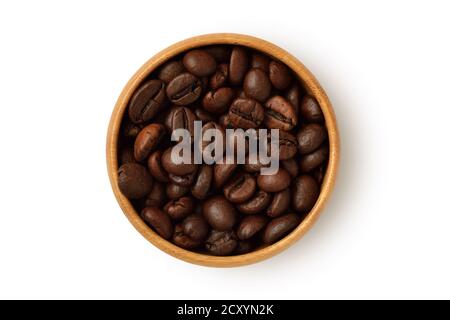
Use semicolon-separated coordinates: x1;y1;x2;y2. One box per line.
106;33;340;267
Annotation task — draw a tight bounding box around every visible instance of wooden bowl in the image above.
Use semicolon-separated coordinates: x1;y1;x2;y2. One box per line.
106;33;340;267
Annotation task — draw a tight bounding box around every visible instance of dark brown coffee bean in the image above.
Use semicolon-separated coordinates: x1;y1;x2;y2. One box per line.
122;120;142;139
173;224;202;249
164;106;196;141
134;123;165;162
202;87;235;114
263;213;300;244
198;121;225;157
119;146;136;165
180;214;209;242
161;147;197;176
297;124;327;154
157;61;185;84
291;175;319;212
166;73;202;105
191;165;213;200
166;183;189;200
183;49;217;77
237;190;272;214
257;168;291;193
282;159;299;177
164;196;194;220
243;68;271;102
251;52;270;73
223;173;256;204
269;60;292;90
229;46;249;85
299;145;328;172
147;150;169;183
141;207;173;240
214;163;238;188
128;79;168;124
205;230;238;256
219;113;233;129
229;98;264;129
264;96;298;131
237;215;268;240
235;88;247;98
203;195;237;231
244;154;269;173
300;95;324;123
118;163;153;199
168;170;197;187
194;107;216;123
144;181;166;207
235;240;256;254
266;188;290;217
285;83;302;115
313;165;326;184
276;130;298;160
210;63;229;89
204;45;230;63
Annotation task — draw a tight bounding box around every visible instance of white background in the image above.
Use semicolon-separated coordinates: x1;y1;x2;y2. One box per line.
0;0;449;300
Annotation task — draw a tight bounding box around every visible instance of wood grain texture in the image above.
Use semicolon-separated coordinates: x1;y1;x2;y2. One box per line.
106;33;340;267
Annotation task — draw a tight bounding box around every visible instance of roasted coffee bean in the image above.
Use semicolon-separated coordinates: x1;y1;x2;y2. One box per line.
173;224;202;249
235;88;247;98
214;163;238;188
141;207;173;240
203;195;237;231
205;230;238;256
128;79;167;124
158;60;185;84
168;170;197;187
243;68;271;102
237;215;268;240
264;96;298;131
191;165;213;200
291;175;319;212
204;45;230;63
237;190;272;215
164;196;194;220
145;182;166;207
147;150;169;183
251;52;270;73
120;146;136;165
276;130;298;160
166;73;202;105
223;173;256;204
269;60;292;90
219;113;233;129
313;165;326;184
161;147;197;176
180;214;209;242
229;46;249;85
300;95;324;123
266;188;290;217
183;49;217;77
122;120;142;139
166;183;189;200
257;168;291;193
282;158;299;177
210;63;229;89
199;121;225;157
244;154;269;173
229;98;264;129
134;123;165;162
263;213;300;244
202;87;235;114
299;145;328;172
164;106;196;141
285;83;302;115
194;107;216;123
118;163;153;199
297;124;327;154
235;240;256;254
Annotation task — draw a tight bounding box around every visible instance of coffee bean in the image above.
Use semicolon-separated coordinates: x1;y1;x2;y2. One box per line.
122;120;142;139
244;68;271;102
191;165;213;200
205;230;238;256
141;207;173;240
244;153;269;173
203;195;237;231
204;45;230;63
202;87;235;114
194;107;216;123
299;145;328;172
199;121;225;157
251;52;270;73
277;130;298;160
173;224;202;249
183;50;217;77
134;123;165;162
229;46;249;85
291;175;319;212
285;83;302;115
300;95;324;123
264;96;298;131
257;168;291;193
145;181;166;207
166;73;202;105
219;113;233;129
228;98;264;129
180;214;209;242
263;213;300;244
166;183;189;200
210;63;229;89
313;165;326;184
128;80;168;124
118;163;153;199
161;146;197;176
214;163;237;188
266;188;290;217
235;240;256;254
158;60;185;84
269;60;292;90
237;215;268;240
297;124;327;154
164;196;194;220
282;159;299;177
164;106;196;141
120;146;136;165
168;170;197;187
237;190;272;215
223;172;256;204
147;150;169;183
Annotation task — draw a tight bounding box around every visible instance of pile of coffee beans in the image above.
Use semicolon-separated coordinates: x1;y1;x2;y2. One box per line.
117;45;329;256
